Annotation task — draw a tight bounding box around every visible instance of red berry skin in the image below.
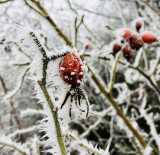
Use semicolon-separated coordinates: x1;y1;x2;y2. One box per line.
129;34;144;50
142;31;157;44
59;53;85;86
135;21;142;32
121;29;132;40
123;47;133;60
113;43;122;53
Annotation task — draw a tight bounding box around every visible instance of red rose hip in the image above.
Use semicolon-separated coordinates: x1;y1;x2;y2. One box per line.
121;28;133;40
135;21;142;32
128;34;143;50
59;53;85;86
113;43;122;53
123;46;133;60
141;31;157;44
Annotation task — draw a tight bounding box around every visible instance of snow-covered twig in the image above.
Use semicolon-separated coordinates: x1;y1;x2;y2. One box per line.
0;135;29;155
67;131;107;155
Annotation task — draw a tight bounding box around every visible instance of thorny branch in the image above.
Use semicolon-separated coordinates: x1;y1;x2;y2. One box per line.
30;32;67;155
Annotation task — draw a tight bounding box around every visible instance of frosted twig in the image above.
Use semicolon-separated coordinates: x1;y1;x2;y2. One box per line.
83;53;110;61
66;0;78;15
91;108;112;117
131;137;143;155
24;0;46;17
133;48;143;68
68;132;106;155
5;67;30;99
0;75;23;143
140;108;160;150
115;0;128;27
27;0;72;46
0;135;29;155
142;49;149;70
109;52;122;93
13;62;30;66
83;22;101;44
150;143;160;154
15;43;32;61
74;15;84;47
76;4;120;20
0;0;12;4
20;109;45;117
80;118;101;138
105;25;116;31
0;75;8;94
140;0;160;16
104;117;113;154
149;57;160;76
0;141;28;155
86;35;102;50
9;126;38;138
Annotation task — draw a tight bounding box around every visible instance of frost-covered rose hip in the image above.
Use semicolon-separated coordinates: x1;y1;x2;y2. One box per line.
121;28;133;40
59;53;85;86
128;34;143;50
113;43;122;53
123;46;133;60
135;21;142;32
141;31;157;44
59;52;89;118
